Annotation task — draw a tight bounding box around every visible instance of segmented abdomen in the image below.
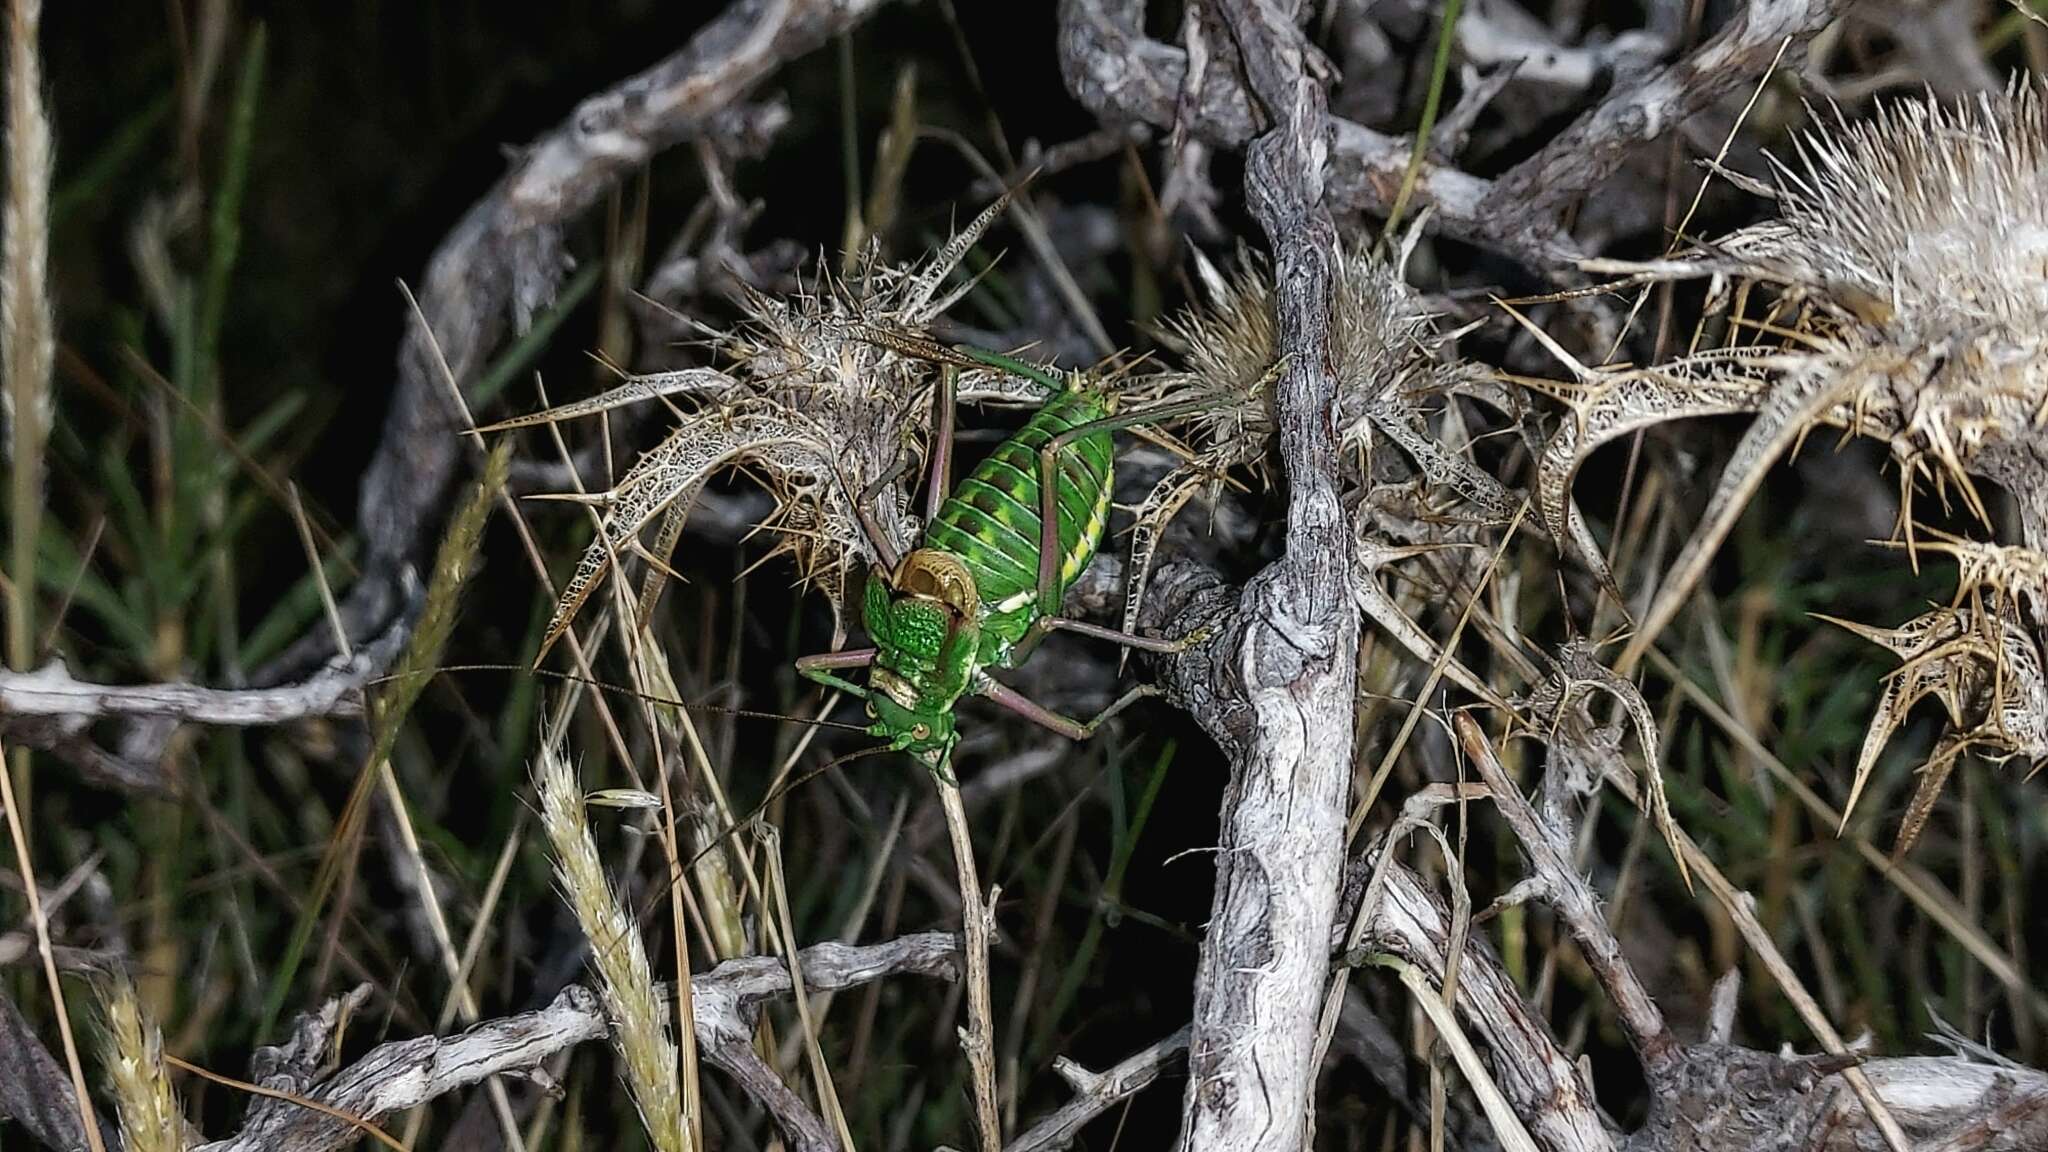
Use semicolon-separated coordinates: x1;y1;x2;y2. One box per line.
925;387;1113;643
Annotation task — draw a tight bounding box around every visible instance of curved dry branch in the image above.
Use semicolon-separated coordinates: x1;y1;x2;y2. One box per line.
0;587;418;791
1058;0;1843;268
264;0;903;680
192;933;958;1152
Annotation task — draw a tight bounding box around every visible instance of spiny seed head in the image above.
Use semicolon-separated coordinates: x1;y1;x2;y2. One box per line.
1762;81;2048;342
531;197;1039;646
1648;82;2048;511
1146;238;1445;473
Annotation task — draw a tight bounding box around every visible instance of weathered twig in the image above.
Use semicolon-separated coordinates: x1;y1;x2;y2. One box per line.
1003;1027;1190;1152
937;776;1003;1152
1345;823;2048;1151
1353;854;1617;1152
0;581;417;788
1057;0;1541;259
1480;0;1844;219
191;933;959;1152
1454;713;1678;1077
1059;0;1844;268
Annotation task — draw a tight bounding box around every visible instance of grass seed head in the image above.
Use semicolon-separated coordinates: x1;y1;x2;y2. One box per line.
98;975;186;1152
534;732;687;1152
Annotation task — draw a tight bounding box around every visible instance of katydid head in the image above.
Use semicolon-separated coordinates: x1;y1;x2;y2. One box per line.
857;549;984;768
861;550;983;672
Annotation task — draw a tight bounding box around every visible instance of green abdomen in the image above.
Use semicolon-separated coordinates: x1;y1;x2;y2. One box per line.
925;388;1113;664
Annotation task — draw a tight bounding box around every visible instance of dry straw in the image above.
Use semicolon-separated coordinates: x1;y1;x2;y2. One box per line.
3;0;53;677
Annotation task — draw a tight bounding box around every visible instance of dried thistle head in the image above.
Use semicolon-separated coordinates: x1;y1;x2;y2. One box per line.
1119;237;1513;636
1146;244;1280;477
1725;83;2048;531
1144;238;1470;479
1555;85;2048;615
1821;604;2048;856
499;196;1041;650
1532;82;2048;850
98;975;186;1152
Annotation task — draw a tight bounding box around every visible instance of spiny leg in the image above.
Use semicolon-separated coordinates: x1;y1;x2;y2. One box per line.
843;458;911;574
796;646;877;698
1032;614;1204;651
976;677;1159;741
926;364;958;523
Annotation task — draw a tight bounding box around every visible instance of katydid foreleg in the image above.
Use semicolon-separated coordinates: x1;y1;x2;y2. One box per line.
796;646;877;698
925;364;957;523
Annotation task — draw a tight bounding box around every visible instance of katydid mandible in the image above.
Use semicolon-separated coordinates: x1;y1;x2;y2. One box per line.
797;336;1212;774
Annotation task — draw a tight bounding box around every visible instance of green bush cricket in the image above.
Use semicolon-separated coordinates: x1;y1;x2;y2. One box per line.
797;332;1214;776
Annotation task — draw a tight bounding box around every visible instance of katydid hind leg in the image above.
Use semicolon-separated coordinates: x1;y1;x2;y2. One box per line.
1027;391;1232;646
976;676;1159;741
1045;614;1205;654
1010;610;1203;665
925;364;958;523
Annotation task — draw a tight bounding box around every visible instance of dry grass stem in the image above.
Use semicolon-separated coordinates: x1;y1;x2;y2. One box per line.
4;0;53;686
937;774;1001;1152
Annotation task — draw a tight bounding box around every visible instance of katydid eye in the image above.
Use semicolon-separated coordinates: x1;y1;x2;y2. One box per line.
912;723;931;740
865;701;878;718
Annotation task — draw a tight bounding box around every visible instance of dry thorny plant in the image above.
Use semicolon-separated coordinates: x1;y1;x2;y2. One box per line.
483;193;1051;653
1539;80;2048;856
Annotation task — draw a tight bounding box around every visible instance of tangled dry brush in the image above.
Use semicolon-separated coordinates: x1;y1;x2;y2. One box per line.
11;3;2048;1152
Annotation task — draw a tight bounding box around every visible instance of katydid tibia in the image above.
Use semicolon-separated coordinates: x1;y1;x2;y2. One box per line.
799;333;1213;775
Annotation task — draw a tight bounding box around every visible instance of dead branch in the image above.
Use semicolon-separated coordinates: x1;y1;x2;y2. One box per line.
1004;1028;1191;1152
191;932;958;1152
1482;0;1845;219
1057;0;1532;257
1353;854;1618;1152
1137;5;1361;1147
1347;821;2048;1152
260;0;903;682
0;593;416;791
1059;0;1845;268
0;988;115;1152
1455;713;1678;1077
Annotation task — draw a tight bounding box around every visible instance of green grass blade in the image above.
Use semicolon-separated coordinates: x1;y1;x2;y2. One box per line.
50;93;171;226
